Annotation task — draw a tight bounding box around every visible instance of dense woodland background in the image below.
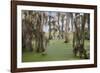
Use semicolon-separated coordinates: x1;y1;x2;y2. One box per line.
22;10;90;62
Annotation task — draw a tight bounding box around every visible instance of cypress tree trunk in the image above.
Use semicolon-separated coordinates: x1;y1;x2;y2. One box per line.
61;15;64;39
57;13;61;39
73;13;88;58
48;15;52;40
